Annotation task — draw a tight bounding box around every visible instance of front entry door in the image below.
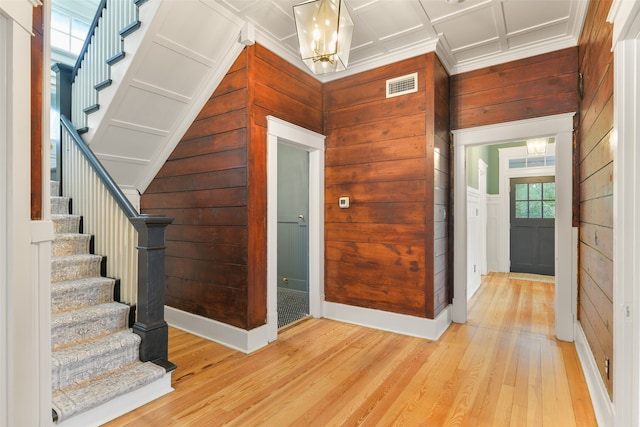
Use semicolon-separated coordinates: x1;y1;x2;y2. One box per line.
510;176;555;275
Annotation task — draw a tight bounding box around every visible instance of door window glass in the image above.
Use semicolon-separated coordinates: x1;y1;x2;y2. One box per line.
514;181;555;219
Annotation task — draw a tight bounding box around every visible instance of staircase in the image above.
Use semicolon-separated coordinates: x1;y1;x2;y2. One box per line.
70;0;246;194
50;180;167;425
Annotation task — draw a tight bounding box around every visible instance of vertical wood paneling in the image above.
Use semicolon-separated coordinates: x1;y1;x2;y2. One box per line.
577;0;614;398
61;131;138;303
142;44;322;330
324;53;449;319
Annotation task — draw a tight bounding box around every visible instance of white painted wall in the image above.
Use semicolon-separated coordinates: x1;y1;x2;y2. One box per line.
486;195;500;272
605;2;640;425
0;2;54;426
478;159;488;275
467;187;481;299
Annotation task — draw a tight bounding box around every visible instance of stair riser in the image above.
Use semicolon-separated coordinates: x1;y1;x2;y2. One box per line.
52;216;80;234
52;334;141;390
51;279;115;313
51;304;130;350
52;235;91;257
51;197;70;215
51;256;102;283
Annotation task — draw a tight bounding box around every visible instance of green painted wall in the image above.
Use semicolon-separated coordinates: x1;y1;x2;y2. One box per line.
466;141;531;194
466;145;489;190
486;142;526;194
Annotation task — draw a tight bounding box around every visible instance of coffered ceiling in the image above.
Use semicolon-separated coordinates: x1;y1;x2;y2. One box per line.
215;0;589;80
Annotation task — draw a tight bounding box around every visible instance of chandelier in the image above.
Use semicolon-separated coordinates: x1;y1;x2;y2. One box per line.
293;0;354;75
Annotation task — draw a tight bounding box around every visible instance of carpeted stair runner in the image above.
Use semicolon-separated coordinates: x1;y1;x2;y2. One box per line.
50;181;164;423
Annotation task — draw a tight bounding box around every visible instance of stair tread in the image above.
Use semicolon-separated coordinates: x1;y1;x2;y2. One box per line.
53;329;140;360
52;302;128;324
52;276;114;288
51;302;130;350
51;214;80;219
51;277;115;313
53;233;89;239
52;330;141;390
52;360;165;422
52;253;101;261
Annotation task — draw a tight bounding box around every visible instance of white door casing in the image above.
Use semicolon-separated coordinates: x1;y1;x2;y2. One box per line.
608;1;640;425
497;144;556;273
452;113;576;343
266;116;325;342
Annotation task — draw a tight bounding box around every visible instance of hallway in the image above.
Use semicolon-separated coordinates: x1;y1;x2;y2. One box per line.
106;273;596;426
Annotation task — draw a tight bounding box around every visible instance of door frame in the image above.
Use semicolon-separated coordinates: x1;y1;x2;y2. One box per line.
508;175;556;276
497;144;555;273
266;116;325;342
452;113;576;342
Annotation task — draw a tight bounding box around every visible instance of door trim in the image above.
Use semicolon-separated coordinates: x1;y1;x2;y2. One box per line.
267;117;325;342
452;113;576;342
498;144;555;273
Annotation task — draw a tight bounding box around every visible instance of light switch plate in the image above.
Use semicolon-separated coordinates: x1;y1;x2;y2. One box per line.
339;196;350;208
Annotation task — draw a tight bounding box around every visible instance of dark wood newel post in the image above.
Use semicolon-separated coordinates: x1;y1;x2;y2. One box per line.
131;215;175;368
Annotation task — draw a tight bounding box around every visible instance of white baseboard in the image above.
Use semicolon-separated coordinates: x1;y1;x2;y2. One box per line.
574;321;614;427
165;305;269;354
57;372;173;427
323;302;452;341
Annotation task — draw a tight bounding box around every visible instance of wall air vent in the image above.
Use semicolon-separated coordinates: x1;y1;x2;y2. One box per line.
386;72;418;98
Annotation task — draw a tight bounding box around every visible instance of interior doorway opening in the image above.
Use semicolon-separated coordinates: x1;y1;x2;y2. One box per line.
452;113;576;342
276;144;310;328
266;116;326;342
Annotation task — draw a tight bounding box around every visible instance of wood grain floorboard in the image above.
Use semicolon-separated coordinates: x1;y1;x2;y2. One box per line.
104;272;597;426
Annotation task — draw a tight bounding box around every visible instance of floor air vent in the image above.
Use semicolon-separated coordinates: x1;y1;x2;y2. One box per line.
386;72;418;98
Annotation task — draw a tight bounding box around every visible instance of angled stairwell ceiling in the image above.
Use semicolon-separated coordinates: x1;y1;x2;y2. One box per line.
85;0;588;195
217;0;589;78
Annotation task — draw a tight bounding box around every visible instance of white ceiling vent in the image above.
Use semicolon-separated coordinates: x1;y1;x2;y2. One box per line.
386;72;418;98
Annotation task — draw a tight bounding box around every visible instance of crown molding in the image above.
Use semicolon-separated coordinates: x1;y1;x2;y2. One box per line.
608;0;640;45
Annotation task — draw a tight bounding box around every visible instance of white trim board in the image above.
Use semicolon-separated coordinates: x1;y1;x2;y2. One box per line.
56;373;173;427
165;306;269;354
496;144;556;273
609;6;640;423
451;113;576;344
267;116;326;343
324;302;451;341
575;321;614;427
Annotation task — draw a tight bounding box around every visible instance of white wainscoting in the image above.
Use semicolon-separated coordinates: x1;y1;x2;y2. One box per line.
467;187;482;299
486;195;501;272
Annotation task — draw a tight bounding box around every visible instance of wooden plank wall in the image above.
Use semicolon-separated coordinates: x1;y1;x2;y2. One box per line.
142;51;251;329
248;44;323;326
429;55;451;314
450;47;579;130
141;45;322;330
31;2;43;219
324;53;449;319
577;0;614;398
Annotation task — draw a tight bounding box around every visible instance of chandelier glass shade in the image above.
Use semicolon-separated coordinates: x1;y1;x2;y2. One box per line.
293;0;354;75
526;138;549;155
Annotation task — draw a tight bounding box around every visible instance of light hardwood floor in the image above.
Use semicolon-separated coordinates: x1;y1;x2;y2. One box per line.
105;273;597;426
